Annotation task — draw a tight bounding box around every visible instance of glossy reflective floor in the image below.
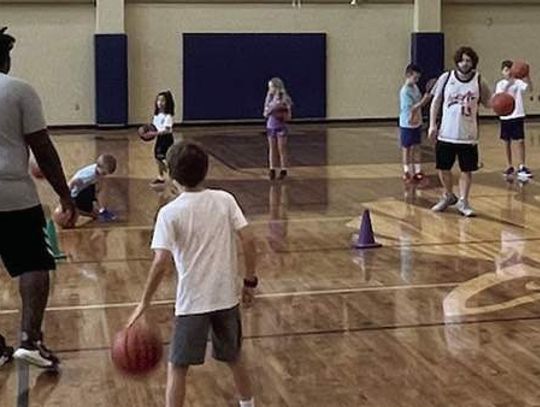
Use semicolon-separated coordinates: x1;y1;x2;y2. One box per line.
2;122;540;406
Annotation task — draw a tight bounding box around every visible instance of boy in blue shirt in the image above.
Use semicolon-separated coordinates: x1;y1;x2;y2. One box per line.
399;64;431;182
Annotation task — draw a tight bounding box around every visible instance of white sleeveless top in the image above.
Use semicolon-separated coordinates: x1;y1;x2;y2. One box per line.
437;71;480;145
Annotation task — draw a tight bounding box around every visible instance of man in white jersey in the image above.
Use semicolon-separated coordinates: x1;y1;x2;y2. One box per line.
496;60;533;180
0;27;77;369
428;46;492;217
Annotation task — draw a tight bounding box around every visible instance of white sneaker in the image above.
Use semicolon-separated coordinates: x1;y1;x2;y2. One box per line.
431;193;458;212
455;199;476;217
14;341;59;369
517;166;533;179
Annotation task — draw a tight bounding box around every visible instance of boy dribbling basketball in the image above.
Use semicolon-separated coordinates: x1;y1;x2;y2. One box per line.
128;141;258;407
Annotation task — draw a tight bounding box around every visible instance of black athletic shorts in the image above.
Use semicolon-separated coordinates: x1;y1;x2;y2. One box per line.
435;141;479;172
74;184;97;213
154;133;174;161
500;118;525;141
0;205;56;277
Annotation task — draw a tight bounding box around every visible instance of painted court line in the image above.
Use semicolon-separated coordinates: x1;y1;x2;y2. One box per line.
62;215;356;233
16;361;29;407
0;282;458;315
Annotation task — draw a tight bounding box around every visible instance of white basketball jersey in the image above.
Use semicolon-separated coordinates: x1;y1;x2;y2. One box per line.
439;71;480;144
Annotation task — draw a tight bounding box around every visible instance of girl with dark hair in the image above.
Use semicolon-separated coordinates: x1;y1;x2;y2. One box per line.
151;90;175;186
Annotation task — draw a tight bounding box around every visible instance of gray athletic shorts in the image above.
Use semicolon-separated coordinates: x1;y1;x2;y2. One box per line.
169;305;242;366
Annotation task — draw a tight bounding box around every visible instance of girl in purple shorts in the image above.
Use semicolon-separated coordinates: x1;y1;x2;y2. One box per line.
263;77;293;180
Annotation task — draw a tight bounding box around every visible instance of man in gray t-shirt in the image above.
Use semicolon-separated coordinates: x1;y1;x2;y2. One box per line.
0;27;77;370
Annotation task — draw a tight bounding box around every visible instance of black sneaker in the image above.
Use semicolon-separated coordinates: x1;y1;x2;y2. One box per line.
503;166;515;177
150;178;166;187
14;339;59;370
278;169;287;180
269;169;276;181
0;335;14;368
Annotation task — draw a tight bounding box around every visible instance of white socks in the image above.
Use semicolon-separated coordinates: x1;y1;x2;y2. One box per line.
239;398;255;407
404;164;421;174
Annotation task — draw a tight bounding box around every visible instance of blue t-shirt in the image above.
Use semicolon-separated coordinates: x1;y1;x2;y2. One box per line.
399;84;422;129
70;164;98;197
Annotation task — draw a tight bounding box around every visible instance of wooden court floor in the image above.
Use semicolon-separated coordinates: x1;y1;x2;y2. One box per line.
2;122;540;406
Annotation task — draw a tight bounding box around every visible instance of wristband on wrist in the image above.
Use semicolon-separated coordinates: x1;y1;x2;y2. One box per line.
243;276;258;288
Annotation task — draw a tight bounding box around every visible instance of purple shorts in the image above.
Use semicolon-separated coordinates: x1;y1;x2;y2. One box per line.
267;127;288;138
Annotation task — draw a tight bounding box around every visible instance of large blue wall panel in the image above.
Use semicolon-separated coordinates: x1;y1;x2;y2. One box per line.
95;34;128;126
411;32;444;89
183;33;326;121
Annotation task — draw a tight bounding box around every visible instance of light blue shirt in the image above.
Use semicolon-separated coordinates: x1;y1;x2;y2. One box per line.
399;83;422;129
70;164;98;197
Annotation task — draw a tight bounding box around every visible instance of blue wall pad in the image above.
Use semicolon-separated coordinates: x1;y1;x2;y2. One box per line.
411;32;444;91
95;34;128;127
183;33;326;121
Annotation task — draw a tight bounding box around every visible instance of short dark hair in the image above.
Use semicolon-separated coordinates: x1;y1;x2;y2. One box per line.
454;46;479;69
405;63;422;75
0;27;15;67
167;141;208;187
501;60;513;70
97;154;117;173
154;90;175;116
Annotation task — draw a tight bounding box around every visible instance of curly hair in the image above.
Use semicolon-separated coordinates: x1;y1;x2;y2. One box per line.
0;27;16;68
454;46;479;69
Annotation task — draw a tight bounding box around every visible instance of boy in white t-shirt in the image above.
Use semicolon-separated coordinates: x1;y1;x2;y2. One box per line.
128;141;258;407
496;60;533;180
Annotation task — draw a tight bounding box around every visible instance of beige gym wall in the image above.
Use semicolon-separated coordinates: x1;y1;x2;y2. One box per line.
3;2;540;125
444;4;540;114
2;4;95;125
125;3;412;123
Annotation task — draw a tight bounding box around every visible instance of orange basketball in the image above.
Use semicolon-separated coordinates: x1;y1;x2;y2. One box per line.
510;60;530;79
111;324;163;376
273;105;289;122
491;93;515;116
29;159;45;179
52;205;73;229
138;124;158;142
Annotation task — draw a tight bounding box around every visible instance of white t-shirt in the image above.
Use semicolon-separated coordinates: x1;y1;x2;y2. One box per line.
433;71;481;145
0;73;47;211
151;189;248;316
70;164;98;197
495;79;528;120
152;113;173;133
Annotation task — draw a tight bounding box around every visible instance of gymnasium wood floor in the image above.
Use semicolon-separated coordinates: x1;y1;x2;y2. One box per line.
2;121;540;406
